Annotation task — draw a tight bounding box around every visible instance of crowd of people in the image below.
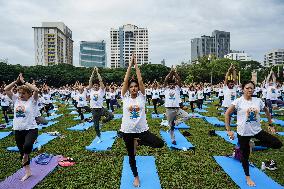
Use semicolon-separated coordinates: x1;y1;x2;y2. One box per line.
0;54;283;187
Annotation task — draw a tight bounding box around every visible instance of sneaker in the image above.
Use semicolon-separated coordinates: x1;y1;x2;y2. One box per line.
267;160;277;170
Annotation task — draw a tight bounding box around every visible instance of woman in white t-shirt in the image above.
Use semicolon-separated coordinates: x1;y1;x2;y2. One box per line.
196;85;204;109
42;84;54;117
0;89;11;124
120;54;164;188
225;81;282;187
187;85;196;113
4;73;40;182
151;82;160;114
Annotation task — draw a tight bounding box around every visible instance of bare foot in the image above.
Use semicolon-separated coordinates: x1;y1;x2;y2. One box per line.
133;176;140;187
21;173;32;181
246;176;256;187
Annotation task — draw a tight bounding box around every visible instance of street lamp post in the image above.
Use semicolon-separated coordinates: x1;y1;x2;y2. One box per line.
208;54;212;84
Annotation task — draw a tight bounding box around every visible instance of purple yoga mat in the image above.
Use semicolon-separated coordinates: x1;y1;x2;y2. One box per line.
0;155;62;189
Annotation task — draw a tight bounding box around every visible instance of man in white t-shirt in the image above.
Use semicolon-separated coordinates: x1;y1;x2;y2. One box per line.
164;67;189;145
87;67;113;142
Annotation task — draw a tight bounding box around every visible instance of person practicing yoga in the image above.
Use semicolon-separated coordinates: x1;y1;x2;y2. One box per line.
4;73;40;181
120;53;164;187
87;67;113;143
164;66;189;145
222;64;237;112
225;80;283;187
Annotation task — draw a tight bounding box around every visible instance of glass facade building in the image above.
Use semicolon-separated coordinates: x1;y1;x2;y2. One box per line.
79;41;106;67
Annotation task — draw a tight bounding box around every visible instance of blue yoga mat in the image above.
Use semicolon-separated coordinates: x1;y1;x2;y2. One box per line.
38;121;59;130
203;117;236;127
67;107;77;110
45;114;63;121
120;156;161;189
146;106;154;109
174;122;190;129
0;131;12;140
67;122;93;131
7;133;58;152
261;118;284;127
277;132;284;136
195;108;208;113
160;130;194;150
188;113;204;118
85;131;117;151
114;114;123;119
214;156;284;189
70;111;78;115
215;131;267;151
151;114;165;119
73;113;92;120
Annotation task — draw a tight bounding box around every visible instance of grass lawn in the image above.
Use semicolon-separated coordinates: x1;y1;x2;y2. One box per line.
0;98;283;189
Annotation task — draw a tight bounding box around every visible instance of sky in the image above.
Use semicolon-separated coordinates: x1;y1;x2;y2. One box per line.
0;0;283;67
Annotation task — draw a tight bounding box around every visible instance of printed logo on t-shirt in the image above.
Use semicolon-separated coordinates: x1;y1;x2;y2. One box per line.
271;88;276;94
169;92;175;100
15;105;26;118
192;93;194;98
44;97;48;100
129;105;140;119
79;97;83;101
246;107;258;122
231;92;236;101
93;94;98;101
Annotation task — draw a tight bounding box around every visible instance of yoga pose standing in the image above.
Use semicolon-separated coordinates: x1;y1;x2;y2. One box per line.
225;81;283;187
87;67;113;143
120;54;164;187
4;73;39;181
164;67;189;144
222;64;237;112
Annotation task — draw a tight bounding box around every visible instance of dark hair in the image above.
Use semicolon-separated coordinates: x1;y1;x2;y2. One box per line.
227;80;234;84
128;79;139;88
242;81;255;89
93;80;100;85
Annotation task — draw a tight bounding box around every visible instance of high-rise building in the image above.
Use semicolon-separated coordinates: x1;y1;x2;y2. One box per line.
110;24;148;68
33;22;73;66
161;59;166;66
191;30;230;62
264;49;284;67
79;41;106;68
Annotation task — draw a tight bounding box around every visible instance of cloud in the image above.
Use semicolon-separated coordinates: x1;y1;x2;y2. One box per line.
0;0;283;67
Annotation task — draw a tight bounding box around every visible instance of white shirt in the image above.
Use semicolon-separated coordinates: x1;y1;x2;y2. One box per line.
181;87;188;95
105;91;111;100
151;89;160;99
12;95;38;130
110;92;116;100
89;88;105;108
266;83;277;100
164;86;181;108
222;86;237;107
197;90;204;100
76;91;88;107
262;88;267;99
232;96;264;136
0;94;11;107
187;91;196;101
120;91;149;133
145;88;152;96
42;93;52;104
218;88;224;97
159;88;165;96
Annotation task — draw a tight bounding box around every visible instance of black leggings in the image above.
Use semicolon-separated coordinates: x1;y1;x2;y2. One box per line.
189;101;195;112
122;131;164;177
152;99;158;114
105;99;110;110
15;129;38;165
237;130;282;176
92;108;113;137
197;99;203;109
1;106;9;123
77;106;91;120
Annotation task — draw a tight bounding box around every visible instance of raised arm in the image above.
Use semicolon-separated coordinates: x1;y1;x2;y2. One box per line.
232;66;237;85
173;69;182;87
224;64;233;86
134;56;145;95
4;75;20;99
164;66;174;86
19;73;39;101
87;68;96;90
121;55;133;96
96;67;105;89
